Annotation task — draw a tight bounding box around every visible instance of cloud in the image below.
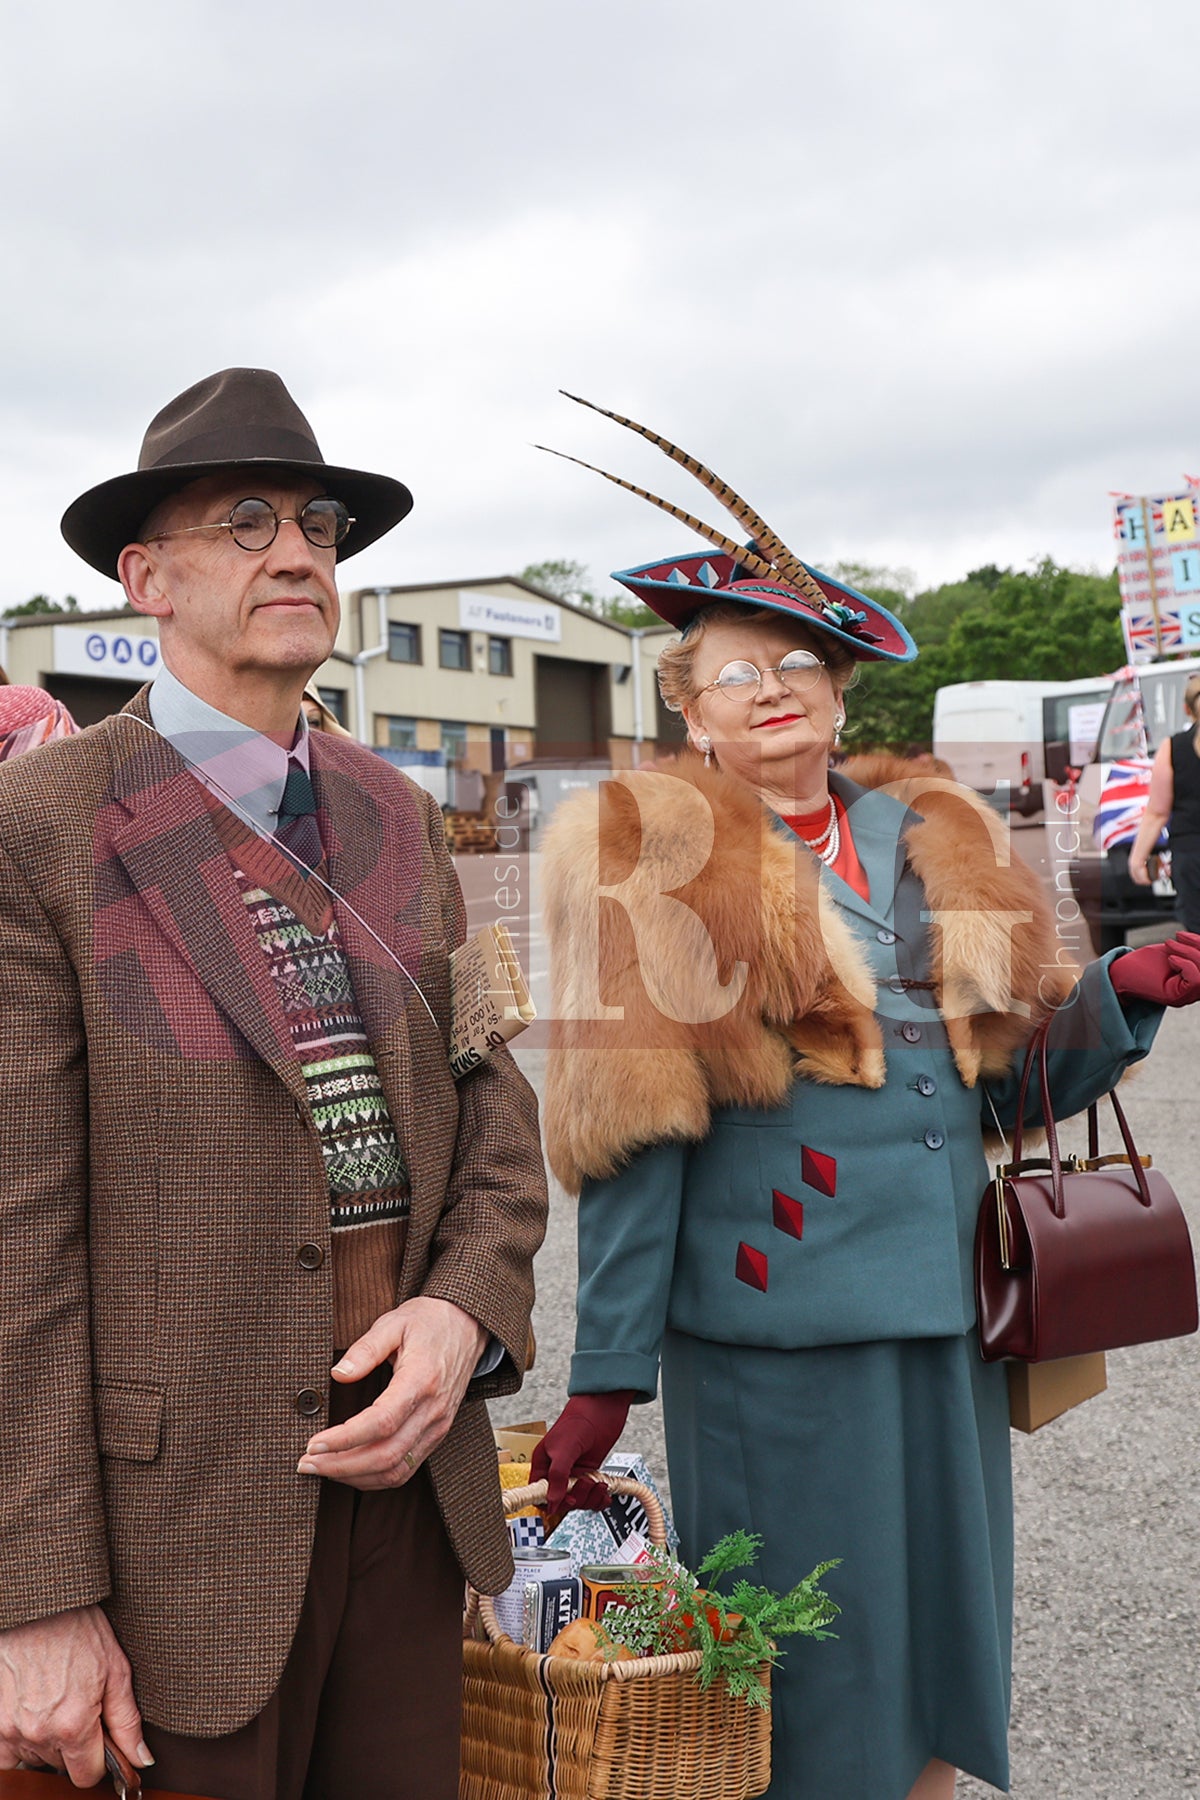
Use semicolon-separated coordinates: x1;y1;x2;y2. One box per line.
4;0;1200;611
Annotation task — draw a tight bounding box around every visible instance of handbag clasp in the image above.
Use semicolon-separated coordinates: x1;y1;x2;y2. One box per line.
994;1170;1012;1271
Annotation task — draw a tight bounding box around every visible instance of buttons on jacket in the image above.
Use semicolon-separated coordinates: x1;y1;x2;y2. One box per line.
901;1023;922;1044
297;1243;324;1271
887;978;906;995
294;1388;324;1417
923;1128;945;1151
916;1075;937;1097
877;928;897;944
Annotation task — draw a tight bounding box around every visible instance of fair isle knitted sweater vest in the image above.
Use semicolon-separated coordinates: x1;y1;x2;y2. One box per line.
208;802;410;1348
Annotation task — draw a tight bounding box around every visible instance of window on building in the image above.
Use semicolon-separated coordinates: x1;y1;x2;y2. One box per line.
388;622;422;664
488;636;513;676
316;687;347;726
383;716;418;751
439;629;470;671
441;721;468;766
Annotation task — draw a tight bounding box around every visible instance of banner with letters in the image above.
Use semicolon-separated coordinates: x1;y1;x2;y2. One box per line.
1113;485;1200;660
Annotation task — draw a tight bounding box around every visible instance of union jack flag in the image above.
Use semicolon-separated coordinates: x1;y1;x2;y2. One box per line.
1113;504;1144;542
1122;606;1183;658
1096;758;1155;851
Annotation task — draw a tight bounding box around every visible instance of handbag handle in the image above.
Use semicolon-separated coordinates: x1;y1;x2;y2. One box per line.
1010;1017;1153;1215
102;1735;141;1799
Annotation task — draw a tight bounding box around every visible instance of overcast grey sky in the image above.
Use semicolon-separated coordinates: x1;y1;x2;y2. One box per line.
4;0;1199;613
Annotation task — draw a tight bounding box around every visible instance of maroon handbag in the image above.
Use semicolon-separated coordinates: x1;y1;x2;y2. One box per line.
975;1020;1198;1362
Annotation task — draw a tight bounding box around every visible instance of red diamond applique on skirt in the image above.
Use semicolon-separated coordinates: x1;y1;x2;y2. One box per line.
801;1145;837;1197
772;1189;804;1239
735;1242;769;1291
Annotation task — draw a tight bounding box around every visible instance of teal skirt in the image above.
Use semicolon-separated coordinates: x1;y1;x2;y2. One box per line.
660;1329;1013;1800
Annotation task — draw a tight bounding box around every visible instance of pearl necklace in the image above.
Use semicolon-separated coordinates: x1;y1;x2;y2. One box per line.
798;795;840;866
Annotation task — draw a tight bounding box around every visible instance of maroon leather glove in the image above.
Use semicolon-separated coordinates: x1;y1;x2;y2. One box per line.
1108;931;1200;1006
530;1392;634;1512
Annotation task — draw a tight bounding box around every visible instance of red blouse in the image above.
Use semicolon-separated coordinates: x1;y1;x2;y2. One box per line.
782;791;869;900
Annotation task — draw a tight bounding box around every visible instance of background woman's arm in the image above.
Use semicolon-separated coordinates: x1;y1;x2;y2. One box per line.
1129;738;1174;885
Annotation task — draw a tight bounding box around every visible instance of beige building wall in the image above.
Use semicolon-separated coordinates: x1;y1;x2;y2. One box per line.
333;577;673;764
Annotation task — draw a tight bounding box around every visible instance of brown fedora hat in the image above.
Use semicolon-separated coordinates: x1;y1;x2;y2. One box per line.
61;367;414;578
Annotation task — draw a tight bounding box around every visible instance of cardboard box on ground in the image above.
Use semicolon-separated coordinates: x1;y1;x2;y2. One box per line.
1008;1354;1108;1433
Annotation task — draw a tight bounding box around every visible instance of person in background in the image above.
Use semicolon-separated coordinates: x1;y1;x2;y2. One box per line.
531;401;1200;1800
0;368;547;1799
0;678;78;758
1129;672;1200;931
301;685;354;739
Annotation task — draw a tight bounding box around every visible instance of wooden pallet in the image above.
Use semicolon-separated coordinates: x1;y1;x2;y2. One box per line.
444;812;498;854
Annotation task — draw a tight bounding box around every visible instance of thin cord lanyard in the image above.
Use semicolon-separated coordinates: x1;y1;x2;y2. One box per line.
115;711;439;1030
982;1080;1011;1162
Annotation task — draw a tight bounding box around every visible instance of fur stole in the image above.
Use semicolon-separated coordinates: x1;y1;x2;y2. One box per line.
542;751;1077;1194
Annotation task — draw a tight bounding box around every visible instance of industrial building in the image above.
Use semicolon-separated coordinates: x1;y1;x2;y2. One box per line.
0;575;687;798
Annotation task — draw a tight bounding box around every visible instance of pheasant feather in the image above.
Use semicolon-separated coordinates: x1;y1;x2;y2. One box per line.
534;446;782;584
560;391;828;608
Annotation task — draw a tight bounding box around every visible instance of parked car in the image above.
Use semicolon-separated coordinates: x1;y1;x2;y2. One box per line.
499;758;611;852
1068;654;1200;951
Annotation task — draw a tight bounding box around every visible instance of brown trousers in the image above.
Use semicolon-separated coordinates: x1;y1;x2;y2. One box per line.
142;1375;465;1800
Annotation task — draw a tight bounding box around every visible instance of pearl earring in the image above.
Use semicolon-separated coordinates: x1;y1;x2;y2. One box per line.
700;735;713;768
834;713;845;748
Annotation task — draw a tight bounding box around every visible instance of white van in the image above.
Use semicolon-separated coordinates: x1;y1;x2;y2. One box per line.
932;676;1113;817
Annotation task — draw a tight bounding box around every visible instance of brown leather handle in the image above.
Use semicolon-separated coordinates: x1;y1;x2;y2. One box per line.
1010;1016;1153;1215
103;1735;141;1798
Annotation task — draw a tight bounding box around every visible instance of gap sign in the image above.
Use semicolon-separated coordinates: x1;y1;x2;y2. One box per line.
53;625;161;680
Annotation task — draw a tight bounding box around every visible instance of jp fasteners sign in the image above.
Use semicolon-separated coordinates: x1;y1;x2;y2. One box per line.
458;592;562;642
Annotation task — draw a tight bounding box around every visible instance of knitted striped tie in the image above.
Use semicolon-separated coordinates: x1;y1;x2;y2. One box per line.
277;757;325;877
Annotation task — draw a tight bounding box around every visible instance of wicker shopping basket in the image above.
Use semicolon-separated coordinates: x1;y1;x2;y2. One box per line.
460;1477;771;1800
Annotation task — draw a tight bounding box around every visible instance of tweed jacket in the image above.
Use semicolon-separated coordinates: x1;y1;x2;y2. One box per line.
542;755;1160;1389
0;690;548;1735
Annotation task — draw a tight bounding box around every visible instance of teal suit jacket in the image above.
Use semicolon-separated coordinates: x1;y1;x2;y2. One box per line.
569;776;1161;1397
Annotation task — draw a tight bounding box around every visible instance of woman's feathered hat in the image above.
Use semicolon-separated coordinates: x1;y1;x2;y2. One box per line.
539;394;917;663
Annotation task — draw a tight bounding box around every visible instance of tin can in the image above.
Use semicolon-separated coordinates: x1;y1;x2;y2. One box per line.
579;1562;660;1625
494;1547;572;1643
521;1574;582;1651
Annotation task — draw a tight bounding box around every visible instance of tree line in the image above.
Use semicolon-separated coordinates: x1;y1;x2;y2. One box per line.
834;558;1124;750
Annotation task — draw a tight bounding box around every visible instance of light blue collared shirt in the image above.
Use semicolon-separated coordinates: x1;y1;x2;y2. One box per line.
148;665;310;837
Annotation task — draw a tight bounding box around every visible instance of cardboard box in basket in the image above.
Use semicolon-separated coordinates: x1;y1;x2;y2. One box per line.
494;1419;546;1463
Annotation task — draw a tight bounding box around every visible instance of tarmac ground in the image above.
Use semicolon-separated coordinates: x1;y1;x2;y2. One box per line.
456;829;1199;1800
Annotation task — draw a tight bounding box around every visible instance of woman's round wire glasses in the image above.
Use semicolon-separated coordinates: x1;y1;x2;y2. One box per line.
147;495;354;553
699;649;826;700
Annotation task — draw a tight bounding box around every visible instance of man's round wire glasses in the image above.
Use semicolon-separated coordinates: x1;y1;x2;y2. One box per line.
147;495;354;553
700;649;826;700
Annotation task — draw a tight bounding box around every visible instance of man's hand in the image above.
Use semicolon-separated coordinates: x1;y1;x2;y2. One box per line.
297;1297;488;1490
0;1605;150;1788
